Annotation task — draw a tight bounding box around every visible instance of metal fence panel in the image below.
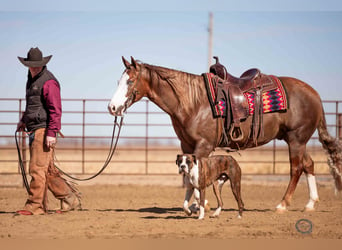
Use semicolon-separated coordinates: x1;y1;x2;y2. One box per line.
1;98;341;180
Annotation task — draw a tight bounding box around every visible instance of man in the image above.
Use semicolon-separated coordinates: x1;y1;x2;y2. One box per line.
16;47;81;215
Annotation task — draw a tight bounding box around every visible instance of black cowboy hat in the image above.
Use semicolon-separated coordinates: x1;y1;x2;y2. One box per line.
18;47;52;67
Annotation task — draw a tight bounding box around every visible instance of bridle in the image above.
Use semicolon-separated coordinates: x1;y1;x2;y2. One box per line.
123;66;143;112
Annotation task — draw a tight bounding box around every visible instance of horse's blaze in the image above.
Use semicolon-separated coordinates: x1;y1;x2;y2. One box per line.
108;72;130;116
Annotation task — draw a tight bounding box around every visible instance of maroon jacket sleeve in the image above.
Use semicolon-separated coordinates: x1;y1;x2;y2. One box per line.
42;80;62;137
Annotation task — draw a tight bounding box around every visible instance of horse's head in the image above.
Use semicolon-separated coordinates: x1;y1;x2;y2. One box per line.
108;56;147;116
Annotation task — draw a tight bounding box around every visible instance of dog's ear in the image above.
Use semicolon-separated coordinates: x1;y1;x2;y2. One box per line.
192;154;197;163
176;154;181;164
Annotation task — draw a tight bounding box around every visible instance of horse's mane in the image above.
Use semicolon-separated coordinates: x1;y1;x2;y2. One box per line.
141;63;203;113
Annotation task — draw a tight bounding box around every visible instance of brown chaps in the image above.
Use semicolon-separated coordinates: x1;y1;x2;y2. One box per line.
23;128;79;214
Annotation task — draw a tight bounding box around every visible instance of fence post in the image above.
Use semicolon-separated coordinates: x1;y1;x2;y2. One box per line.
82;99;86;174
145;100;149;175
338;114;342;140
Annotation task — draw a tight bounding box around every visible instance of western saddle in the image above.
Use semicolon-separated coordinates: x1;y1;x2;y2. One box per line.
209;56;278;144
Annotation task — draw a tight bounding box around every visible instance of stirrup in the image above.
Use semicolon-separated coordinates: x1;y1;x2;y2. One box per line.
229;124;244;142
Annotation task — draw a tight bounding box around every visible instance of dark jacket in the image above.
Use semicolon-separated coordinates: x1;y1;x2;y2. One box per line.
22;67;60;132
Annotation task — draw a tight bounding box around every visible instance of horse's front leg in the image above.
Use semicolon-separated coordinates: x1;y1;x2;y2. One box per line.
193;138;215;159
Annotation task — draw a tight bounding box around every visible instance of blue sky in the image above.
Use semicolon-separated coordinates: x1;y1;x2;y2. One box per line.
1;1;342;101
1;1;342;141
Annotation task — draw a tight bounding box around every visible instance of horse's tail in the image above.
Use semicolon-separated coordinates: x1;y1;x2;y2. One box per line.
317;109;342;193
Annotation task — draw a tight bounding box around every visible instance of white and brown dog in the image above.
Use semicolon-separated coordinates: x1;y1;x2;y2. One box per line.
176;154;244;220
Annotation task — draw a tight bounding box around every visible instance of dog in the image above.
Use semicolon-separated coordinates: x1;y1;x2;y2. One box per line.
176;154;244;220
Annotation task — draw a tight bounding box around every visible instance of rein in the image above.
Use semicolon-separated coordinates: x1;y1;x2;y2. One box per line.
15;131;30;194
15;116;124;187
53;116;124;181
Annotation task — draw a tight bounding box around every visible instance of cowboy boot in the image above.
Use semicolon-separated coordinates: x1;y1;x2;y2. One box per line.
47;168;82;212
60;191;82;212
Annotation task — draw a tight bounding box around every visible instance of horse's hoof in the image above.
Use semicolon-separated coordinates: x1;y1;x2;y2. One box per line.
184;209;192;216
304;207;315;212
304;198;319;212
275;206;287;214
204;200;211;212
276;203;287;213
205;205;211;213
276;209;287;214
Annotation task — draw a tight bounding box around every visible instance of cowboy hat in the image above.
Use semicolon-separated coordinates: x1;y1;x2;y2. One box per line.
18;47;52;67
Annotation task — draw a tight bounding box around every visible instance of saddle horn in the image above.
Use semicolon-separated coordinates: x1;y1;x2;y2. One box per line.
210;56;228;80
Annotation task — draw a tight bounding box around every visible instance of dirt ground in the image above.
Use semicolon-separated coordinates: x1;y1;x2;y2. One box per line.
0;181;342;240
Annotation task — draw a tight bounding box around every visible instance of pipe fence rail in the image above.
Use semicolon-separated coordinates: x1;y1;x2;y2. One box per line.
1;98;342;182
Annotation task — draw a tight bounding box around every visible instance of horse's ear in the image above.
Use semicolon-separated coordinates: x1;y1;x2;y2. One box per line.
122;56;130;69
131;56;138;69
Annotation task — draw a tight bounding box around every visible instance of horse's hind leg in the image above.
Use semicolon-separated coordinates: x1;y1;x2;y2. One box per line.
276;143;305;212
303;152;319;211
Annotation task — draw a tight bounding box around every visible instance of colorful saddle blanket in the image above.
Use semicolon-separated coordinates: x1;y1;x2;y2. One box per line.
203;73;288;118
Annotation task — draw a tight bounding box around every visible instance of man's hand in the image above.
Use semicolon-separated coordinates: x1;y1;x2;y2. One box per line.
16;121;26;132
46;136;57;148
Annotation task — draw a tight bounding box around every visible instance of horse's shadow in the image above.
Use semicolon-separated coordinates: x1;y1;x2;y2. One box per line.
96;206;273;220
97;206;191;219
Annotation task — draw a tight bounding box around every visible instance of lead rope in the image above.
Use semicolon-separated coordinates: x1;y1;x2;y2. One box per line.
53;116;123;181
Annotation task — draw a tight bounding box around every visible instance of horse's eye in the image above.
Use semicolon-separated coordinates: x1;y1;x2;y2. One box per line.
127;80;134;85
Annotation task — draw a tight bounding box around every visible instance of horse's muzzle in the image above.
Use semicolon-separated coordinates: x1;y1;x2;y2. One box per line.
108;104;124;116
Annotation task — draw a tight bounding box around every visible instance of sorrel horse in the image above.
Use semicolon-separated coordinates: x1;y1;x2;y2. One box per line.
108;56;342;212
